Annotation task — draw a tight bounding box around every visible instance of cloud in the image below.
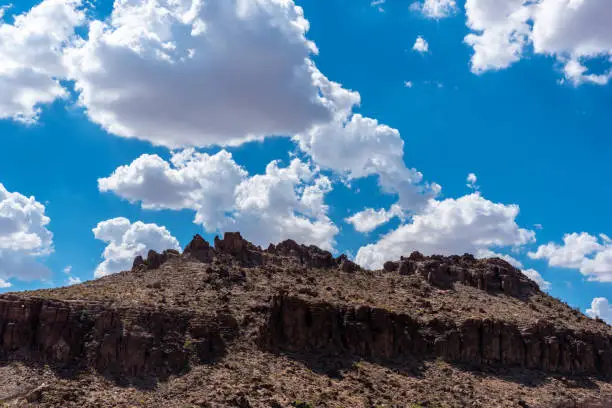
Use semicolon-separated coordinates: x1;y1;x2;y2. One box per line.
92;217;180;277
404;81;414;88
296;113;440;213
0;183;53;281
0;279;11;289
346;204;403;233
466;172;479;191
66;276;81;285
413;36;429;53
465;0;612;85
355;192;535;269
410;0;457;19
99;151;338;250
371;0;385;12
99;149;247;231
529;232;612;282
62;0;355;148
522;268;551;290
0;0;84;122
587;297;612;324
63;265;72;274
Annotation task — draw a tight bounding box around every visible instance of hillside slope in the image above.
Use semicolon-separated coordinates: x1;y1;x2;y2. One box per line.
0;232;611;407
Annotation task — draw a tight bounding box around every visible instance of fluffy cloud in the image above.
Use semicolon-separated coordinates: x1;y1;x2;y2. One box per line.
587;297;612;324
99;151;338;250
465;0;612;84
296;113;440;213
529;232;612;282
346;205;403;233
66;276;81;285
466;172;479;191
522;268;551;290
0;279;11;289
93;217;180;277
0;0;84;122
355;193;535;269
99;149;247;230
62;0;353;147
413;36;429;53
0;183;53;281
411;0;457;19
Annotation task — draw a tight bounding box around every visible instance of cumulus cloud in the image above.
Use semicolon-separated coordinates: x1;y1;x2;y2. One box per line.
346;205;403;233
529;232;612;282
355;193;535;269
0;183;53;281
411;0;457;19
0;0;84;122
61;0;355;147
465;0;612;84
99;151;338;250
92;217;180;277
413;36;429;53
66;276;81;285
466;173;479;191
0;279;11;289
522;268;551;290
63;265;72;274
296;113;440;213
587;297;612;324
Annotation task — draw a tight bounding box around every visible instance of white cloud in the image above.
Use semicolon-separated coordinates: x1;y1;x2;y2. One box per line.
371;0;385;12
404;80;414;88
99;149;247;231
296;113;440;213
411;0;457;19
466;172;479;190
413;36;429;53
93;217;180;277
0;0;84;122
0;279;11;289
355;192;535;269
66;276;81;285
99;151;338;250
0;183;53;281
465;0;612;85
346;204;403;233
63;265;72;274
62;0;355;148
529;232;612;282
587;297;612;324
522;268;551;290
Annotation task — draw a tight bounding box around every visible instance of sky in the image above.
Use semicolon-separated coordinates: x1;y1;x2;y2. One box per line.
0;0;611;323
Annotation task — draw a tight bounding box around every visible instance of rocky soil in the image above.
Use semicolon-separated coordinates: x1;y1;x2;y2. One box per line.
0;232;610;407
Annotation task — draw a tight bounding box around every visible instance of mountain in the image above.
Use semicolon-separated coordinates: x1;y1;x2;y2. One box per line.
0;232;610;407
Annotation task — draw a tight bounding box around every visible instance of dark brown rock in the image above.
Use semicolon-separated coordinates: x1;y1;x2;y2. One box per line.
183;234;214;263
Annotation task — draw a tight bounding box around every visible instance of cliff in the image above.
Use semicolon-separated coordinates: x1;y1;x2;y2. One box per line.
0;232;610;407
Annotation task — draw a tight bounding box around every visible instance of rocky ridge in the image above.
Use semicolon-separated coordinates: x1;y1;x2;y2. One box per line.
0;232;610;407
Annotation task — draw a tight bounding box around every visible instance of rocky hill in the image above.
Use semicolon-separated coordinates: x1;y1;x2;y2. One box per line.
0;232;611;407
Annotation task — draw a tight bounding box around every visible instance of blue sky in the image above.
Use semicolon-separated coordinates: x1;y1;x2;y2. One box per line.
0;0;611;322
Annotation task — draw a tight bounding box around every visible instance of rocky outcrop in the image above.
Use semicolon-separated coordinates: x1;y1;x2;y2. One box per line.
0;295;235;379
263;294;612;377
183;234;214;263
382;252;540;299
131;249;180;272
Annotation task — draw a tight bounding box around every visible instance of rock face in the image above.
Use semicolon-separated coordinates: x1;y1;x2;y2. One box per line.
1;232;610;407
0;296;234;379
263;294;612;377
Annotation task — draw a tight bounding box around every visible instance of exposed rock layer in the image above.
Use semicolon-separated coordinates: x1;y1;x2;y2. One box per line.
263;295;612;377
